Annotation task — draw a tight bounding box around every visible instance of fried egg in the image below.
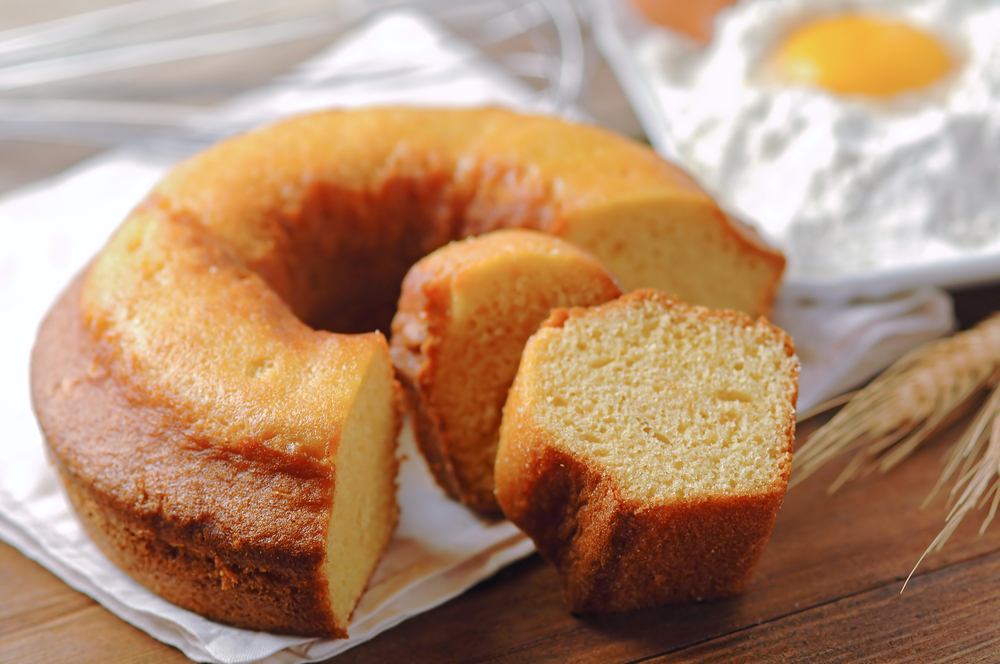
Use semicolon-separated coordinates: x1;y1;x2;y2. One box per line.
631;0;1000;295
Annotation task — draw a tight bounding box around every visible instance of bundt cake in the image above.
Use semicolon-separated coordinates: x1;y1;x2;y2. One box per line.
391;230;623;514
494;290;799;613
31;107;785;637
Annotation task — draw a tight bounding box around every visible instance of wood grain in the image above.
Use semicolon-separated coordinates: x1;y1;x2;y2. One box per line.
0;541;188;662
657;549;1000;663
0;539;94;639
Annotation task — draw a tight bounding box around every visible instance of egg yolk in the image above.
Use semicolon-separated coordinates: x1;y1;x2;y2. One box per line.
772;15;952;97
631;0;738;43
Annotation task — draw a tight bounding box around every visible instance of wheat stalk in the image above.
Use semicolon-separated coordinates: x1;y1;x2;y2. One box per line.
790;314;1000;582
902;382;1000;590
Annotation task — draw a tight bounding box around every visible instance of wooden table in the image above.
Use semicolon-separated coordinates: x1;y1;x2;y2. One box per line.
4;2;1000;661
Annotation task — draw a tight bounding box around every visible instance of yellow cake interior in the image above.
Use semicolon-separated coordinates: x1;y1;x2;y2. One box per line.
324;353;399;629
522;295;798;503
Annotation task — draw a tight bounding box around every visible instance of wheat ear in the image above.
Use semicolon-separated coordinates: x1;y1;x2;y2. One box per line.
791;314;1000;493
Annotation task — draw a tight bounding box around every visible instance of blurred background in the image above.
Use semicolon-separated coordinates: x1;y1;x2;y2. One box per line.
0;0;642;195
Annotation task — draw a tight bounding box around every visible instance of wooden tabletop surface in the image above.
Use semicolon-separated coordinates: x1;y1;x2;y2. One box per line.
4;2;1000;662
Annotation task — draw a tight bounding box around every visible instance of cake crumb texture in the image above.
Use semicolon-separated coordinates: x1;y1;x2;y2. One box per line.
495;289;799;612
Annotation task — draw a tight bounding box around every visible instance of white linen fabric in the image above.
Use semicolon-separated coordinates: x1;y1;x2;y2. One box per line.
0;9;954;664
773;289;955;414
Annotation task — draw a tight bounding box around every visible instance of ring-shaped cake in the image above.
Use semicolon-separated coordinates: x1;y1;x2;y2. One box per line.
31;108;784;637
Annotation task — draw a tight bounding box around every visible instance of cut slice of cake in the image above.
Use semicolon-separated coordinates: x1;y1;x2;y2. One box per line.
494;289;799;612
390;229;623;514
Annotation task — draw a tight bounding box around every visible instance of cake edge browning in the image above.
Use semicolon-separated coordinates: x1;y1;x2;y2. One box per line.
494;436;789;612
390;255;468;506
390;230;624;515
31;273;393;638
495;293;798;613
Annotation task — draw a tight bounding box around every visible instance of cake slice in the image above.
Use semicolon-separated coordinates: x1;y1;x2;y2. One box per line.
494;290;799;612
390;229;623;514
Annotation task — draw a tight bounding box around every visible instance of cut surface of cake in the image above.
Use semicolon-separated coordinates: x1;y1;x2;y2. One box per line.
391;229;623;513
494;289;799;612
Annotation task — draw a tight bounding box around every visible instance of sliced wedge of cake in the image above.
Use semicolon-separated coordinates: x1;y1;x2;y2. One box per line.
495;289;799;612
390;229;623;514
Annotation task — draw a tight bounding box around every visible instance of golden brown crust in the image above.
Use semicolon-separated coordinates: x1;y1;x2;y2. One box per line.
391;255;463;504
32;275;358;637
495;438;786;611
391;231;622;514
495;290;798;613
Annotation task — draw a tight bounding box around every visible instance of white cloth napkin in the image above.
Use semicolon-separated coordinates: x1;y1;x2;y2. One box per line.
0;8;955;664
773;289;955;414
